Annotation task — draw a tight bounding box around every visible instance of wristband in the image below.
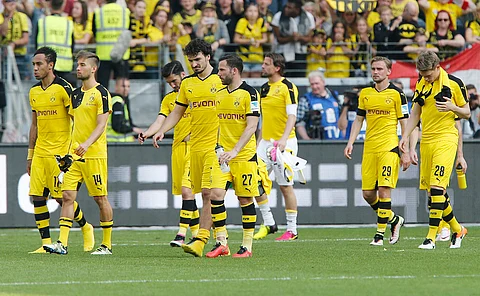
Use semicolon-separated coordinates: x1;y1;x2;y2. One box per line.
27;149;34;160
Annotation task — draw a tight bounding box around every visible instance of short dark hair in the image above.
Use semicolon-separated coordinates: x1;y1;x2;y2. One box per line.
219;54;243;74
466;84;476;91
184;39;213;59
287;0;303;9
51;0;64;11
264;52;285;76
34;47;57;67
162;61;184;78
76;50;100;67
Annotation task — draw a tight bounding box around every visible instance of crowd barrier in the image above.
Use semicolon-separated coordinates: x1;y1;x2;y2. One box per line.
1;140;479;228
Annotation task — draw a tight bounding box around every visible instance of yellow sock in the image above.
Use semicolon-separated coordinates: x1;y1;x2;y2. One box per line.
100;220;113;249
442;202;461;233
58;217;73;246
33;199;51;245
190;209;200;237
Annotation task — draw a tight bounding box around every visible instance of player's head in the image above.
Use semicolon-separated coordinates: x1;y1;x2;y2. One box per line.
115;78;130;98
307;71;326;96
184;39;212;75
162;61;185;92
32;47;57;80
416;51;441;84
262;53;285;78
370;56;392;84
75;50;100;81
218;54;243;86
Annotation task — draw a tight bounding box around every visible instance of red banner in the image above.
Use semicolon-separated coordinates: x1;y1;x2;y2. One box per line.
390;43;480;89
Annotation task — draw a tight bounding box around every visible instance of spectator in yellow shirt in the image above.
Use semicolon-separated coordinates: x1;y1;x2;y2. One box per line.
234;3;268;77
0;0;30;79
70;0;93;45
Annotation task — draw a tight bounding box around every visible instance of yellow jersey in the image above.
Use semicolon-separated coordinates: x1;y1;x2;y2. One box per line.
423;1;462;33
325;38;351;78
29;76;73;157
176;72;223;152
172;10;201;33
159;90;191;149
260;78;298;141
306;44;326;73
0;11;30;55
69;13;93;43
235;18;267;63
217;81;260;162
145;25;164;67
69;83;112;158
466;19;480;38
413;73;468;144
358;83;409;153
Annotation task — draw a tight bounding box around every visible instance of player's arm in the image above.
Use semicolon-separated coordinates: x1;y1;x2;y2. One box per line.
455;120;467;173
153;104;187;148
437;100;470;119
343;114;364;159
139;114;166;144
26;111;37;175
400;103;421;153
278;84;298;151
220;115;259;164
278;106;296;151
75;113;109;157
399;118;411;171
409;125;420;165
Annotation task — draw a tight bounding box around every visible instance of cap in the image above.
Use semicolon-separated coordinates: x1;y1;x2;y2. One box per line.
201;1;216;11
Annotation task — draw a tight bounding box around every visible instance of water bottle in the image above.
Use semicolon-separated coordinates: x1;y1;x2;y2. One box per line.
456;164;467;190
215;144;230;173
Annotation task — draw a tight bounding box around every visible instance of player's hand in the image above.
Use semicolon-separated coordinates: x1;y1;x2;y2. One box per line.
435;97;454;112
74;143;88;157
401;152;411;171
219;150;238;164
152;132;164;149
138;132;146;144
344;144;353;159
26;159;32;176
455;156;467;173
276;138;287;152
399;138;408;154
410;150;418;165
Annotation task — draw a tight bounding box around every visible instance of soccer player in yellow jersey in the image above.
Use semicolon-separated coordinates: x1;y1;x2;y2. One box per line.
344;56;410;246
139;61;200;247
209;54;263;258
27;47;94;254
44;50;114;255
400;51;470;250
153;39;225;257
256;53;300;241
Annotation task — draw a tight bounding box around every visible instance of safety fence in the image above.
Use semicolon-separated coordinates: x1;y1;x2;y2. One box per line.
1;141;479;227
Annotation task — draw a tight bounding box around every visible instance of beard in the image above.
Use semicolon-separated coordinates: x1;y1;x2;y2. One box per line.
221;74;233;85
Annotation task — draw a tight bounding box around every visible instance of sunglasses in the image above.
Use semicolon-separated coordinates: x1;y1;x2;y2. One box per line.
437;18;450;22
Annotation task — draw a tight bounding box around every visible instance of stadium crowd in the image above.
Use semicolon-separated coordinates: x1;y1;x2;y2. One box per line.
1;0;479;81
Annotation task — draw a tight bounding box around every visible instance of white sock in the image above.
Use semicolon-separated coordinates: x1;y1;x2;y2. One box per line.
286;211;297;234
259;202;275;226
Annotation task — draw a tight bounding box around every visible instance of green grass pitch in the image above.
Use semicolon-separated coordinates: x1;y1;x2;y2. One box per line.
0;226;478;296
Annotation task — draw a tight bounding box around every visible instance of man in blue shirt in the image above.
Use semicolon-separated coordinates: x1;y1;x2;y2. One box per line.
296;71;342;140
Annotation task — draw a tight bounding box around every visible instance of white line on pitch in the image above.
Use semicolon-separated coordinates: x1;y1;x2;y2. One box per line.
1;274;480;287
